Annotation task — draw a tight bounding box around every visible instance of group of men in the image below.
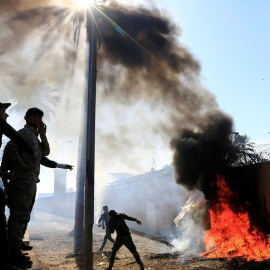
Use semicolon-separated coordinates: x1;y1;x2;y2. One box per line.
0;102;73;270
0;100;144;270
98;206;145;270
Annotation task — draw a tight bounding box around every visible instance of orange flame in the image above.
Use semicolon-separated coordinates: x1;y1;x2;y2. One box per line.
202;175;270;261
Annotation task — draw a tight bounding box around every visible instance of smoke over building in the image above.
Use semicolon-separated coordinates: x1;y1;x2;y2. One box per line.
1;1;234;196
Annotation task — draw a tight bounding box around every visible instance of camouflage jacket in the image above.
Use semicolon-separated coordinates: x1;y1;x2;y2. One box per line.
4;124;50;182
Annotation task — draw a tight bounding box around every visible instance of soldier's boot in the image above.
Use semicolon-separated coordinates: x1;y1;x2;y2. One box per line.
106;267;112;270
9;248;32;269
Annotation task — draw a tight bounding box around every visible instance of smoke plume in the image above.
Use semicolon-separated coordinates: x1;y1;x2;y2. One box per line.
95;1;233;190
0;0;234;191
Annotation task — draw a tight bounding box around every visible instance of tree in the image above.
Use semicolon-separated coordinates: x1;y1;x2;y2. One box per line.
226;134;268;167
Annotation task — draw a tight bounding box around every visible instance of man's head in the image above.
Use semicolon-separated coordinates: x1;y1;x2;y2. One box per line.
24;107;44;127
0;102;11;121
103;206;108;213
109;210;117;217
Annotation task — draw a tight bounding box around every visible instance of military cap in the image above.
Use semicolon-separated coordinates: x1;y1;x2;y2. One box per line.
0;102;11;109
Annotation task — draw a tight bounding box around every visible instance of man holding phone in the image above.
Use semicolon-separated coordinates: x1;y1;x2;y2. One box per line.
5;107;50;264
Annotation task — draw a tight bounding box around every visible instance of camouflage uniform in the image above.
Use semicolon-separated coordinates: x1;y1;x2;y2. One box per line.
108;213;144;269
5;124;50;250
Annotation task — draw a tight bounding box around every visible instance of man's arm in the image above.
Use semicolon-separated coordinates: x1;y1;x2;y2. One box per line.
108;220;115;234
98;214;103;227
38;121;50;156
121;214;142;225
41;157;74;170
41;157;57;168
0;118;34;156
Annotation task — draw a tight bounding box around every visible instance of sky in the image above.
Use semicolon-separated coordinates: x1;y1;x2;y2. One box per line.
161;0;270;143
1;0;270;193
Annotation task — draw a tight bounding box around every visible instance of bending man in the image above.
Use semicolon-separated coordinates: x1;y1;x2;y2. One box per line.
107;210;144;270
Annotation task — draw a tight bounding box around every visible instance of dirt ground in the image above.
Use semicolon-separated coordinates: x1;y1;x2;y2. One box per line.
28;211;270;270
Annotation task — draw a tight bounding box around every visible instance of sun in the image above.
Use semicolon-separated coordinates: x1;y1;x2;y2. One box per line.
72;0;93;9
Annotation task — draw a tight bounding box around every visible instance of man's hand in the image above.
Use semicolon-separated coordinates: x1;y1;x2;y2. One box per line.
38;121;47;137
65;165;74;171
136;220;142;225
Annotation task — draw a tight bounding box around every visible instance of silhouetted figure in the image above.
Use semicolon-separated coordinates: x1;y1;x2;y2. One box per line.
0;102;36;269
4;107;50;265
106;210;144;270
98;206;115;251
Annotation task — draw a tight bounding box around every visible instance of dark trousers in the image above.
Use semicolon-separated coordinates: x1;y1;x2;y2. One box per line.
100;227;115;250
0;188;9;265
8;179;36;250
109;233;142;267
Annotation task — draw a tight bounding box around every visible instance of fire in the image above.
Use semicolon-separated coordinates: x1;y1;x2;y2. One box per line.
202;175;270;261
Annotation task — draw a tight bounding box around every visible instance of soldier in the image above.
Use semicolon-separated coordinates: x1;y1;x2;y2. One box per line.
0;102;36;270
1;154;74;251
5;107;50;263
106;210;145;270
97;206;115;251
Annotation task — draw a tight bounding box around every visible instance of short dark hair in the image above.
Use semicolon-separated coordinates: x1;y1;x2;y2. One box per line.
103;206;108;210
109;210;117;216
25;107;44;117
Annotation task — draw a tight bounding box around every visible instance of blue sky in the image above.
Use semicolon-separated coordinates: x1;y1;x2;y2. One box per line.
160;0;270;143
1;0;270;193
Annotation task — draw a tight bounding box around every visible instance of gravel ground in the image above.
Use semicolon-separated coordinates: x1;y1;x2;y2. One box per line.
28;211;270;270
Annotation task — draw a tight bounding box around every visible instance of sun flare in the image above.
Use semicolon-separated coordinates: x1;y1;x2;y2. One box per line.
72;0;92;9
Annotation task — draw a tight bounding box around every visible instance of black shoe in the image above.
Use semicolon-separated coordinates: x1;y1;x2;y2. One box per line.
10;258;32;269
0;264;25;270
20;243;33;251
106;268;112;270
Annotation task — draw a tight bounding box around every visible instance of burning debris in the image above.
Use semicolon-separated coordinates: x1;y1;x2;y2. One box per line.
202;175;270;262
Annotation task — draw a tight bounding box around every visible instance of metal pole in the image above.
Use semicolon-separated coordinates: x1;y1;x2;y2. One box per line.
84;8;97;270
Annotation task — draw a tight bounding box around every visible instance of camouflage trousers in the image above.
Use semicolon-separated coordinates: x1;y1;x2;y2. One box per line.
8;177;37;250
109;233;143;268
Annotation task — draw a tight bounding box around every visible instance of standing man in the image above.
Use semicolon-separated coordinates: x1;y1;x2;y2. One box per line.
5;107;50;262
1;153;74;252
97;206;115;251
0;102;36;270
106;210;144;270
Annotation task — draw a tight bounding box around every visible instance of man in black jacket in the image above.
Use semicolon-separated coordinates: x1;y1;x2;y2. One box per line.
107;210;144;270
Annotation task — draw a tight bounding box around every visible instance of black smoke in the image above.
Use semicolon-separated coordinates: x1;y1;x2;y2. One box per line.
95;2;234;192
1;0;234;192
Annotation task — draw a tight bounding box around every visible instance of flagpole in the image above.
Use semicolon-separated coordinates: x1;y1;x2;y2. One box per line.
84;8;97;270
